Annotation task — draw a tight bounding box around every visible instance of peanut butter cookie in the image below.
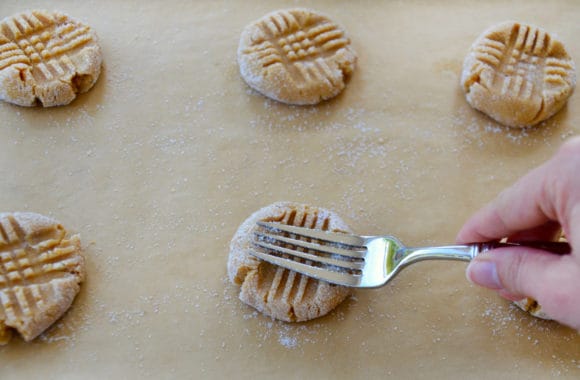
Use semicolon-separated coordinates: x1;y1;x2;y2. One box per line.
228;202;352;322
461;21;575;127
0;212;84;344
238;8;357;105
0;10;102;107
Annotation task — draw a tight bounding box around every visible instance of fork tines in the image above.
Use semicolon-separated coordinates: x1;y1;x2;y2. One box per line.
251;221;366;275
257;222;367;249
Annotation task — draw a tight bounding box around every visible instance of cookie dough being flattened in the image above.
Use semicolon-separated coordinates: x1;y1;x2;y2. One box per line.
461;21;576;127
238;8;357;105
0;10;102;107
514;297;550;320
0;212;85;345
228;202;352;322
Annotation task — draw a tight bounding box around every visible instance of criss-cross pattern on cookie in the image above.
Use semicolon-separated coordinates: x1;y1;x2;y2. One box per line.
258;208;334;309
0;215;78;321
243;10;350;86
473;23;574;101
0;10;95;85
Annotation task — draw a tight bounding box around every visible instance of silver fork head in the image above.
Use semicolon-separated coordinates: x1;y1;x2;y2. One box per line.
250;222;401;288
250;223;569;288
256;221;368;247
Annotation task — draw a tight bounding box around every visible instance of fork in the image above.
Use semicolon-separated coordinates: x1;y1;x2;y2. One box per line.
250;222;571;288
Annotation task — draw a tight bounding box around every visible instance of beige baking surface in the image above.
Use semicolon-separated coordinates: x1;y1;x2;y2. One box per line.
1;0;579;378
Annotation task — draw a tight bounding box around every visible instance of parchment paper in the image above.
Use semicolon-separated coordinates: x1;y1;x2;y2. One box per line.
1;1;579;378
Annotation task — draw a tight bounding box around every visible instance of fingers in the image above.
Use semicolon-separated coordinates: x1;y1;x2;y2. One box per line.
457;137;580;245
507;221;562;242
457;138;580;329
456;165;554;243
467;247;580;330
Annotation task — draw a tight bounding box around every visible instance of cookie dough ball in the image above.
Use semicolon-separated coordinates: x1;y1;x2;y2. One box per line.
238;8;357;105
228;202;352;322
0;212;85;344
461;21;576;127
0;10;102;107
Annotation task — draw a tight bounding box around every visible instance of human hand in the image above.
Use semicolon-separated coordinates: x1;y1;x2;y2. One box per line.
456;136;580;330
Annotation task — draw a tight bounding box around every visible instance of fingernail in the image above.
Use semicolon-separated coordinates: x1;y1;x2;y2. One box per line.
466;261;502;289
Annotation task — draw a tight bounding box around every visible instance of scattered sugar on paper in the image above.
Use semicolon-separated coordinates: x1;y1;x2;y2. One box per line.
278;331;298;349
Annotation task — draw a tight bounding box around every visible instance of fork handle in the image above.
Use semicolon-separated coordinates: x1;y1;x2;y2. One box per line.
400;241;571;266
478;241;571;255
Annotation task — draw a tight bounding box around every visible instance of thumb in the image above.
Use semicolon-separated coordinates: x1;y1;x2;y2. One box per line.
466;247;580;330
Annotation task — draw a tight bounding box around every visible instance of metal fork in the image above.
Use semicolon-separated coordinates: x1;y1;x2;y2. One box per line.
250;222;571;288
